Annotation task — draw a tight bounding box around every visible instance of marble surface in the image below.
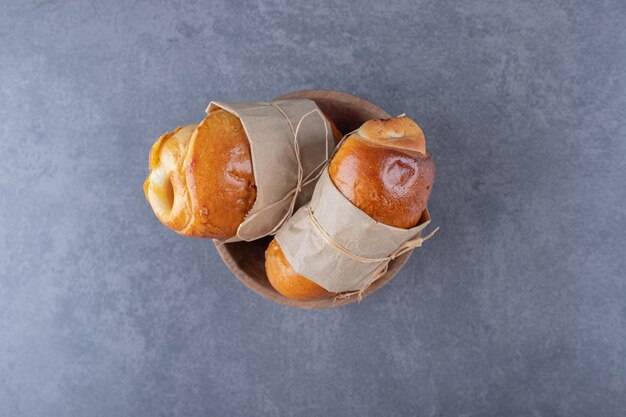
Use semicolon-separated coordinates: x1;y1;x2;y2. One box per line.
1;1;625;416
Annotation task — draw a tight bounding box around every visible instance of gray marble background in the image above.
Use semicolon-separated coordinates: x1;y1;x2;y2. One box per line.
1;1;625;416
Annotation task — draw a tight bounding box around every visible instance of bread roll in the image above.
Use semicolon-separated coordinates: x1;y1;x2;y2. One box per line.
266;116;435;300
144;109;255;239
144;108;343;240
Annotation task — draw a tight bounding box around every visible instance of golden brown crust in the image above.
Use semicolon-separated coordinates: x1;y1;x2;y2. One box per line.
144;125;196;233
183;109;256;239
266;116;435;300
265;240;334;301
144;109;256;239
145;107;343;240
329;119;434;229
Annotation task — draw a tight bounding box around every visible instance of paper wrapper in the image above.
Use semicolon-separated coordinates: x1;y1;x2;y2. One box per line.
275;169;432;293
206;100;333;242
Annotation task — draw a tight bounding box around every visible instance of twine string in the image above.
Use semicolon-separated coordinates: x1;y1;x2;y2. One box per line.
305;206;439;301
240;102;332;236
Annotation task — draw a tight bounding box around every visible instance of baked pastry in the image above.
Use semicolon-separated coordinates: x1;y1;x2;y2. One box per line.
144;108;342;240
265;116;436;300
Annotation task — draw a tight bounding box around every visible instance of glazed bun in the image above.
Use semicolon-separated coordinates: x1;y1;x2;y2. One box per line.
145;109;343;240
266;116;435;300
328;116;434;229
144;109;255;239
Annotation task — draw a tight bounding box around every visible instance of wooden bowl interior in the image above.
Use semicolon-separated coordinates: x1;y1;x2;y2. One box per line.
214;90;414;309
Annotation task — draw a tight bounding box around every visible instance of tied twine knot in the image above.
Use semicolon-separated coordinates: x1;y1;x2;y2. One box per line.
242;102;332;236
305;206;439;302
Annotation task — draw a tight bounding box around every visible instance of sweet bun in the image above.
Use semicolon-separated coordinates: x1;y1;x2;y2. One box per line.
145;108;343;240
266;116;435;300
144;109;255;239
329;117;434;229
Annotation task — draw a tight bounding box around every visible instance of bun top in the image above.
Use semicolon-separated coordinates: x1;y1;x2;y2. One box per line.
355;116;426;154
144;124;196;232
329;116;435;229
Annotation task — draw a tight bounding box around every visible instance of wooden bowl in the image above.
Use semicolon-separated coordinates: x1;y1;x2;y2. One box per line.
213;89;415;309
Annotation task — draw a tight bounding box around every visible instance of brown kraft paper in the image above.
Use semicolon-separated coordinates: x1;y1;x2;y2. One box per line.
275;169;435;293
206;100;334;242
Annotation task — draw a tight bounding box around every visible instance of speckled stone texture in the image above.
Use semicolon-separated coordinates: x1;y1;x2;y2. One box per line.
1;1;625;416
